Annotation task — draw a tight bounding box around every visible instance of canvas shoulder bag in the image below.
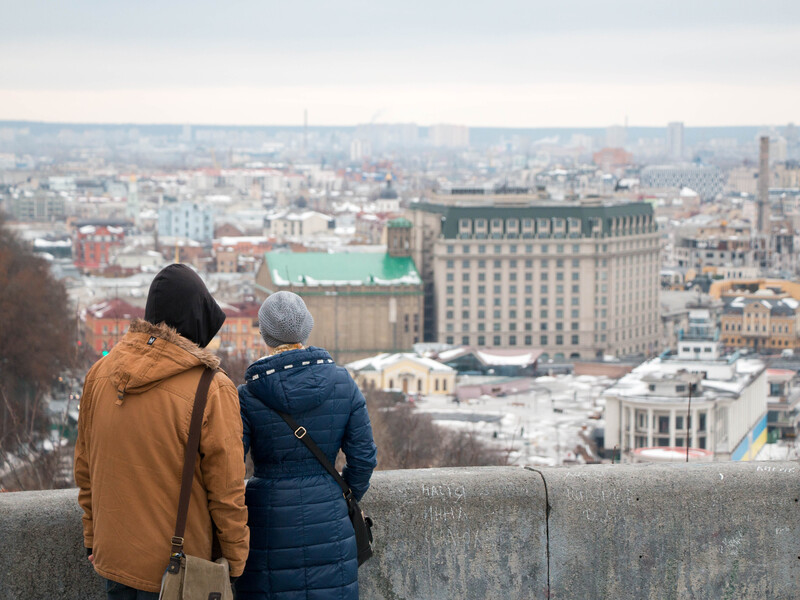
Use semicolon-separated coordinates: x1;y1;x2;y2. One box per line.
273;409;374;566
160;368;233;600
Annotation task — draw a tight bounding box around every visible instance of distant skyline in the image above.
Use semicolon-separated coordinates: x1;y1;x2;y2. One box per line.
1;1;799;127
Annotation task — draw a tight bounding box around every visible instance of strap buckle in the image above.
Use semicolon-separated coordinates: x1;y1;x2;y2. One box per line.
171;536;184;548
294;426;307;439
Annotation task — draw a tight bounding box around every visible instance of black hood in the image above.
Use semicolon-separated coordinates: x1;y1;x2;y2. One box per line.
144;264;226;348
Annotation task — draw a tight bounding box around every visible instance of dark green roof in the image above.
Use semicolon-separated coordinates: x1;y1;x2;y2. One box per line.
387;217;413;228
265;251;421;287
410;201;655;239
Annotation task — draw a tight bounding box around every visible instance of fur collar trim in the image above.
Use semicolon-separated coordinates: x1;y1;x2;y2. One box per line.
128;318;221;369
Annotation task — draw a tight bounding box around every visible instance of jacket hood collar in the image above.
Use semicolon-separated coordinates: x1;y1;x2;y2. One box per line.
107;319;220;397
128;319;220;369
244;347;337;414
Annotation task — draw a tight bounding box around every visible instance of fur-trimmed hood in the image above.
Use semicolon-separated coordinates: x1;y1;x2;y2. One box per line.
106;318;220;397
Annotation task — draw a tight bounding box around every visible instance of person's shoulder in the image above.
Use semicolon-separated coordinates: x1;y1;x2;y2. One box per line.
210;368;238;394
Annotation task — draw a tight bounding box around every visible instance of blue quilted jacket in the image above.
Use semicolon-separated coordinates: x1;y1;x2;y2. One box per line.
235;347;377;600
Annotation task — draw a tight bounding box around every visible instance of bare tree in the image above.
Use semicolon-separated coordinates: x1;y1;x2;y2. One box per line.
0;216;75;489
363;389;506;470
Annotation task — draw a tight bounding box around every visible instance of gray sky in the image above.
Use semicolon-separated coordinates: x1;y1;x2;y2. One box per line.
1;1;798;126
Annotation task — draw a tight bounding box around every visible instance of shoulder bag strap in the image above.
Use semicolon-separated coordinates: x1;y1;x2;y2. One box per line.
273;409;353;499
170;367;217;559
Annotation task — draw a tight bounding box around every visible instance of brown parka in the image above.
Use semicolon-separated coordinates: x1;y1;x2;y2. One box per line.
74;319;250;592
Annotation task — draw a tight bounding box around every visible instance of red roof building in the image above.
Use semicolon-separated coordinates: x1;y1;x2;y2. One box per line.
218;301;263;358
82;298;144;355
74;225;125;270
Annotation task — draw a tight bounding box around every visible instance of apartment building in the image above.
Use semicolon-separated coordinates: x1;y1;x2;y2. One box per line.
408;188;660;359
158;201;214;243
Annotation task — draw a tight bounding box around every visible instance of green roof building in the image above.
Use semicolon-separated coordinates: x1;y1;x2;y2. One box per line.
255;249;423;363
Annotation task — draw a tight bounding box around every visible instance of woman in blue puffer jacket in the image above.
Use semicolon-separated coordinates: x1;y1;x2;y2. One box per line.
236;291;377;600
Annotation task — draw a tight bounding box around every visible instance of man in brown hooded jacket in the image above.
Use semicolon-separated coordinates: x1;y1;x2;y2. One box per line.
74;264;249;597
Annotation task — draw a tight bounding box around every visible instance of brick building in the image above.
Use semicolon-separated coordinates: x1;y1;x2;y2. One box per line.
81;299;144;355
74;225;125;270
218;301;263;358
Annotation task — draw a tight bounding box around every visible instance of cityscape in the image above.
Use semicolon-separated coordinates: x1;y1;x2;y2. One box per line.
1;117;799;487
0;2;798;597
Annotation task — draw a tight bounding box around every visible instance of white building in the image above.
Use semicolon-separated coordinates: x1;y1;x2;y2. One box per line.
604;310;768;462
263;210;334;241
640;165;725;200
667;122;684;160
158;201;214;243
429;124;470;148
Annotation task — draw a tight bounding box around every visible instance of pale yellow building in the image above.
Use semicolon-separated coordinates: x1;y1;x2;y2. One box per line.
346;353;456;396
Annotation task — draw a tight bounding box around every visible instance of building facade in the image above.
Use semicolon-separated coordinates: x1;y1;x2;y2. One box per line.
8;192;66;222
217;301;263;358
254;233;423;364
263;210;334;242
640;165;725;200
408;189;661;360
158;201;214;243
346;353;456;396
604;311;768;462
81;299;144;355
74;224;126;270
667;122;684;160
721;293;800;353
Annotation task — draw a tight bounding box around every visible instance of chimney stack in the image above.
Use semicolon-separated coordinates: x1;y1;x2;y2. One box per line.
757;136;770;235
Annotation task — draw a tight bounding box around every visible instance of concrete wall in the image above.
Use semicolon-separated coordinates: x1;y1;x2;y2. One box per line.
0;462;798;599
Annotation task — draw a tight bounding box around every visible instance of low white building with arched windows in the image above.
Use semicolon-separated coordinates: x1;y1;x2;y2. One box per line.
346;353;456;397
603;311;768;462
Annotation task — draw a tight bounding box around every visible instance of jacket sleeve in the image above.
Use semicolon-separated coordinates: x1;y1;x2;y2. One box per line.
199;377;250;577
73;374;95;551
238;385;251;458
341;381;377;502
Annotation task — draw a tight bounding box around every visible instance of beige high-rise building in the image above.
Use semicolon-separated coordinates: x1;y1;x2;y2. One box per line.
408;188;660;360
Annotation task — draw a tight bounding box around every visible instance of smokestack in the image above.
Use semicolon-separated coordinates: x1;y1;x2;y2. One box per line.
758;136;770;235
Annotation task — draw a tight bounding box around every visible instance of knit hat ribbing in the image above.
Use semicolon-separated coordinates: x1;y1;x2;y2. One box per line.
258;291;314;348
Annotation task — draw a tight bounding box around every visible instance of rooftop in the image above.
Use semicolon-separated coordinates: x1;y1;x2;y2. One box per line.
83;298;144;321
346;352;454;373
265;250;421;287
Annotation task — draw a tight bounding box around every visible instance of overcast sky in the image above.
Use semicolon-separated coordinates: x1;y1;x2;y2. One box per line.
1;0;798;126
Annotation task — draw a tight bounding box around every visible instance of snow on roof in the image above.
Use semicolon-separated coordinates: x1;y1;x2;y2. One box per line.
85;298;144;320
346;353;455;373
215;236;269;246
475;350;539;366
268;210;333;222
34;239;71;248
438;347;543;367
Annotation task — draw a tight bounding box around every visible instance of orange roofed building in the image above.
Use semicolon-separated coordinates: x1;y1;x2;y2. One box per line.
82;298;145;355
217;301;264;358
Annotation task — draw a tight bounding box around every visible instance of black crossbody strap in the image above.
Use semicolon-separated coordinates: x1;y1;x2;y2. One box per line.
274;409;352;498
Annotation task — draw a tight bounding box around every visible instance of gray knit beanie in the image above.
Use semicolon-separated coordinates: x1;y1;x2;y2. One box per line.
258;291;314;348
